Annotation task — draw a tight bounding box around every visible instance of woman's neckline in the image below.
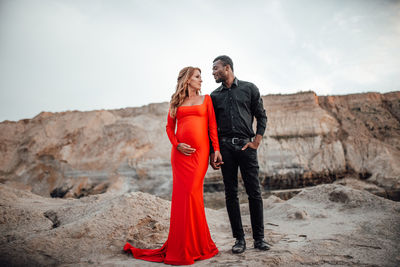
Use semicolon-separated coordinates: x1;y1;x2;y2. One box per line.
179;95;206;107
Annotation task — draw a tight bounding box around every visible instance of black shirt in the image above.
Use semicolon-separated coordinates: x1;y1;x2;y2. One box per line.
210;78;267;139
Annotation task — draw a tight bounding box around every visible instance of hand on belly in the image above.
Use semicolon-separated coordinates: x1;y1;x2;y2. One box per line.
177;143;196;156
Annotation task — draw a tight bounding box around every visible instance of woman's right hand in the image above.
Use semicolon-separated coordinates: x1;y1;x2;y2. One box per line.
177;143;196;156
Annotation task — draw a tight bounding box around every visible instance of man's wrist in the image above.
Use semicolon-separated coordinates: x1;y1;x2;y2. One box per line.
252;135;262;147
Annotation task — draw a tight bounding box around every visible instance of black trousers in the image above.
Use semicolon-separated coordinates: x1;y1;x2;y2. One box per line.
220;140;264;240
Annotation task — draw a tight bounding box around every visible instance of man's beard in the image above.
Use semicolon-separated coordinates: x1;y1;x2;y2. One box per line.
215;76;225;83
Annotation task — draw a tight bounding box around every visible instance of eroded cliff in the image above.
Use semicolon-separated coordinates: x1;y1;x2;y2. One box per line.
0;91;399;202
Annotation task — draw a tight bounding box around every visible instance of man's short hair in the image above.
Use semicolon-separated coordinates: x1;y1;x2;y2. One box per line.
213;55;234;72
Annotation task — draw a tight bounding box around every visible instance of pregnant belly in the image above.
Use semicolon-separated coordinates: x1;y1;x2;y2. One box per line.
176;119;207;149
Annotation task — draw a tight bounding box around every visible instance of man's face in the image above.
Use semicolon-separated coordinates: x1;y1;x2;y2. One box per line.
212;60;228;83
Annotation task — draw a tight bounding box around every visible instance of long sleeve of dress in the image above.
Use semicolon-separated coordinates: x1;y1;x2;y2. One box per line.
166;110;179;148
206;95;220;152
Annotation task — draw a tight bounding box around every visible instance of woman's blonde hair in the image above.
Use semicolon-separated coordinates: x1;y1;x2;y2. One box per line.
169;66;201;118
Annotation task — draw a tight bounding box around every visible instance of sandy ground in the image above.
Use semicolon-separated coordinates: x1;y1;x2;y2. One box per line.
1;184;399;266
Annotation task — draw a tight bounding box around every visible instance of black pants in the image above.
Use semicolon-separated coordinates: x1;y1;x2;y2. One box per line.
220;140;264;240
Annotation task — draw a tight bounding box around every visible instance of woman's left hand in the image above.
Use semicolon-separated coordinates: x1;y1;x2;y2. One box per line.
213;151;224;167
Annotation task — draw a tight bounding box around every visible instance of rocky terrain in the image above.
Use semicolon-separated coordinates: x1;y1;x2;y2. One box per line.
1;91;399;266
1;183;399;266
0;91;399;205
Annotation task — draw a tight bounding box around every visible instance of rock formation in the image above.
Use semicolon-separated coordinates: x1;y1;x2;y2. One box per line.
259;91;400;201
1;183;399;266
0;91;399;203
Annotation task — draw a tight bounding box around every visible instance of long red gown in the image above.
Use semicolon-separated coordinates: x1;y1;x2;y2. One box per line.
123;94;220;265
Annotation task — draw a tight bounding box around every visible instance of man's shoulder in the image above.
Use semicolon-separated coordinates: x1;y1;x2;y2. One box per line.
237;79;257;89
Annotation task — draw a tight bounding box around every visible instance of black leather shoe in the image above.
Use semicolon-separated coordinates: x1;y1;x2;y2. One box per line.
232;238;246;254
254;239;271;251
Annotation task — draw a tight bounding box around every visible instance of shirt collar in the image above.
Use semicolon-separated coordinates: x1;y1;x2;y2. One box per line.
222;77;239;90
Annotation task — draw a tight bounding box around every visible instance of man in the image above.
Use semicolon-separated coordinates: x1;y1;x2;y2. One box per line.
210;55;269;254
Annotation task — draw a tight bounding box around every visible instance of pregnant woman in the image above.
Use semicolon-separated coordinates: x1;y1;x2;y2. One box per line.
123;66;222;265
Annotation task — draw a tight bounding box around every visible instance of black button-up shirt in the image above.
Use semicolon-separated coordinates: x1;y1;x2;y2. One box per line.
210;78;267;139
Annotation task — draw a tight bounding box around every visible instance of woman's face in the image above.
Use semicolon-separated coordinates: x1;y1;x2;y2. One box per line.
188;69;202;91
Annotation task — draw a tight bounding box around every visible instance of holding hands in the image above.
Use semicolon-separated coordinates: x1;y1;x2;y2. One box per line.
210;151;224;170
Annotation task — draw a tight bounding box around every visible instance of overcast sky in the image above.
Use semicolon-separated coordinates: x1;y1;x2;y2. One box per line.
0;0;399;122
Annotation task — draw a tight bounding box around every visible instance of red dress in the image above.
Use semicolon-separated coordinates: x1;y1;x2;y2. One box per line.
124;94;220;265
